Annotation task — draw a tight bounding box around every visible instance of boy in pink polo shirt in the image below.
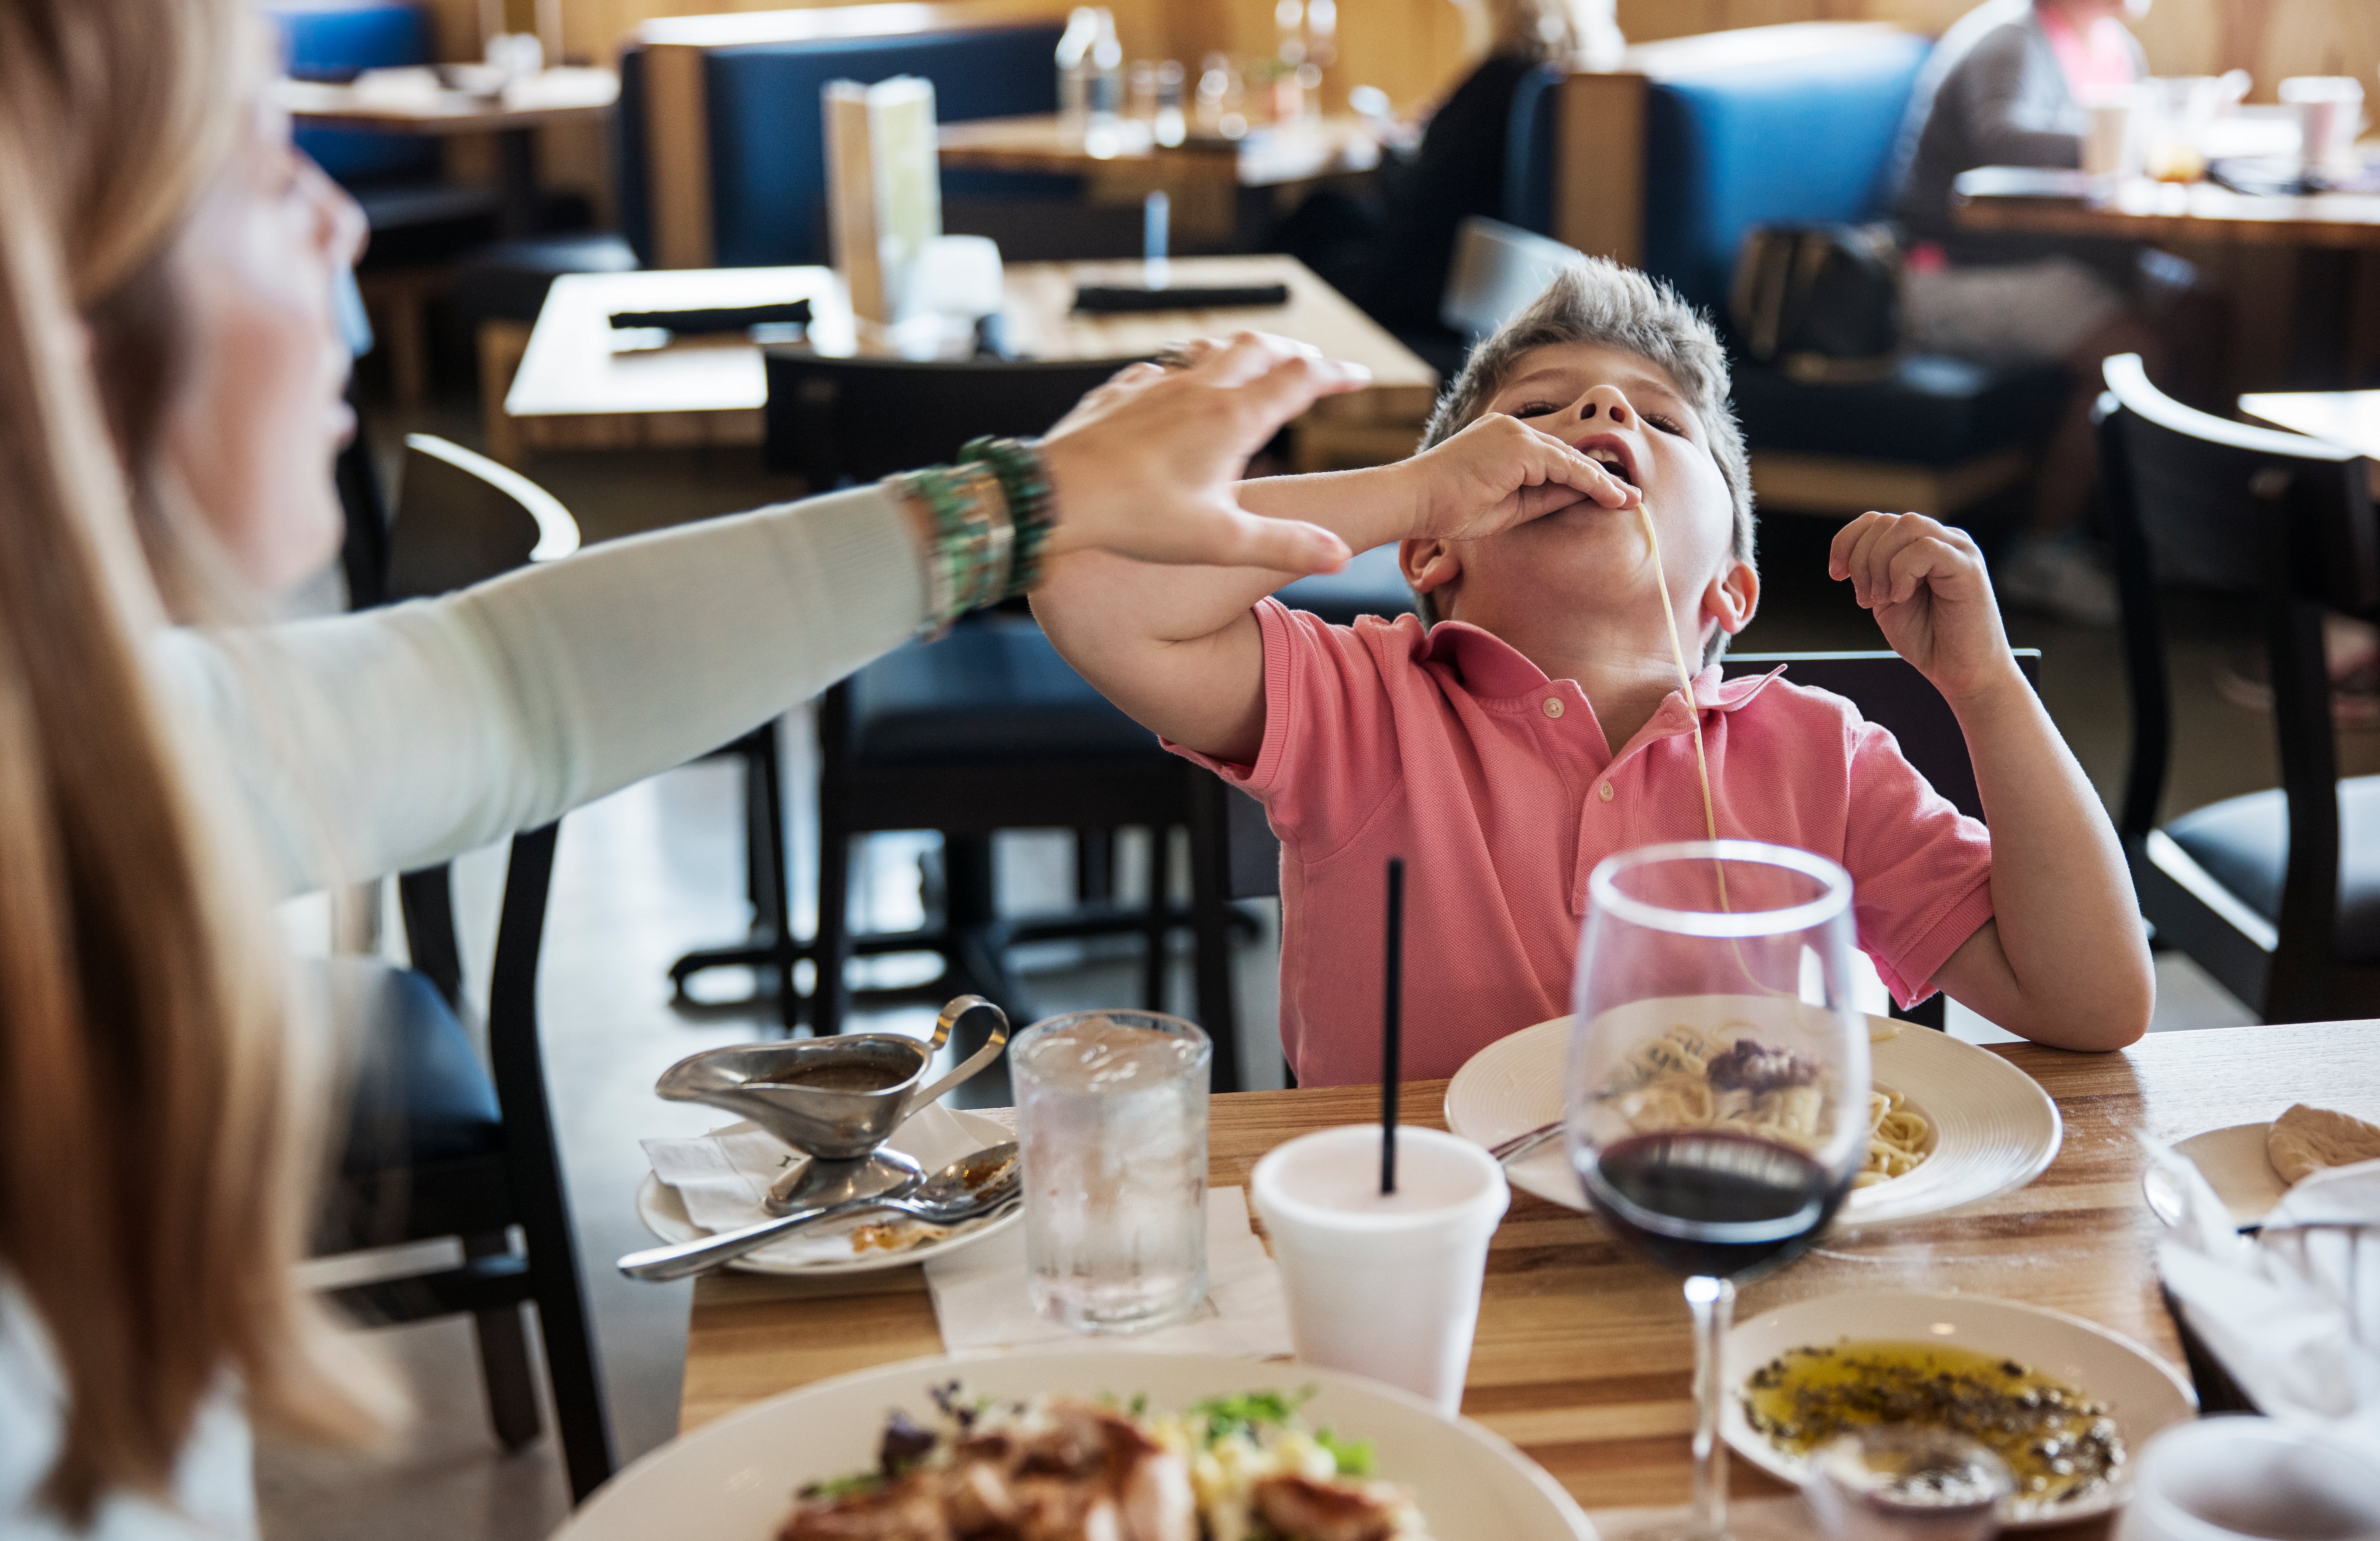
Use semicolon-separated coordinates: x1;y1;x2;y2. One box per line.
1036;260;2152;1084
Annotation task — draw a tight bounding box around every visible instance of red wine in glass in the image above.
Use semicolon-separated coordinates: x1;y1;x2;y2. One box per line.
1579;1130;1852;1281
1567;840;1870;1541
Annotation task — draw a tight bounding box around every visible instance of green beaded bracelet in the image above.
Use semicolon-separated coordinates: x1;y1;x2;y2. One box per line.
888;459;1016;638
960;436;1054;597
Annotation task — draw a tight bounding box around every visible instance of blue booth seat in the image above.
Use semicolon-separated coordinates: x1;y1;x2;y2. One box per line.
617;23;1068;268
266;1;441;187
1512;29;2070;492
1638;32;1929;311
1636;36;2071;473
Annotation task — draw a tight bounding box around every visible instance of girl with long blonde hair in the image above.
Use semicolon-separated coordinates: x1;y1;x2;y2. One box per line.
0;0;1378;1531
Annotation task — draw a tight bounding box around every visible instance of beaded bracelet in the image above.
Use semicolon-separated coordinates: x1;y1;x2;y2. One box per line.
888;439;1056;638
888;459;1015;639
960;437;1056;594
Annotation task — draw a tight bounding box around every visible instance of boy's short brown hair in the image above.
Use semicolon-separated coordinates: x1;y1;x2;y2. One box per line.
1414;258;1755;641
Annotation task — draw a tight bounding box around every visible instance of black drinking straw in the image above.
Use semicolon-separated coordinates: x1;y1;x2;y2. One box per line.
1382;856;1405;1196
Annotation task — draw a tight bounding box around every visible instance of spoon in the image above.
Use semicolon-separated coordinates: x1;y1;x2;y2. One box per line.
619;1142;1022;1283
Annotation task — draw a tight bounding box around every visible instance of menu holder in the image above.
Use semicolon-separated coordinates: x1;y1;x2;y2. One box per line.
824;75;941;325
1072;283;1291;314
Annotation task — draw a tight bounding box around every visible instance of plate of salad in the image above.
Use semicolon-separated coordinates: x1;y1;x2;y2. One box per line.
556;1350;1594;1541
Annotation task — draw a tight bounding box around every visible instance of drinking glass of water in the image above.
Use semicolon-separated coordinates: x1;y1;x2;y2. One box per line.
1567;840;1870;1541
1013;1009;1210;1332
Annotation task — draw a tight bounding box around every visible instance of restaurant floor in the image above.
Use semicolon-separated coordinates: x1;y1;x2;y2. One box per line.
254;431;2370;1540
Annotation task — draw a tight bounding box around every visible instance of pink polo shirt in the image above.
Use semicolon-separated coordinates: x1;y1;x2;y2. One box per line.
1168;601;1996;1087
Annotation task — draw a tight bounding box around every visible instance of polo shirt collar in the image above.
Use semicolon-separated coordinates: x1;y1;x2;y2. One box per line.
1421;620;1787;721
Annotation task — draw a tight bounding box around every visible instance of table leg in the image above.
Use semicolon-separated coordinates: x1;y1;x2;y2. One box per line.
496;125;540;237
2288;247;2361;389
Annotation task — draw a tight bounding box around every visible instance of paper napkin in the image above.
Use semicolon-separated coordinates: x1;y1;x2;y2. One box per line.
641;1101;983;1268
2150;1141;2380;1460
926;1186;1294;1358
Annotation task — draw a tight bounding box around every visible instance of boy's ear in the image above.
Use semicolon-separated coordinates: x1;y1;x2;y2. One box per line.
1703;558;1759;637
1401;537;1463;605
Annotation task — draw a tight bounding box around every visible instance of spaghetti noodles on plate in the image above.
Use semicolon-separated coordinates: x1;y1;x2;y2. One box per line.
1606;1024;1933;1186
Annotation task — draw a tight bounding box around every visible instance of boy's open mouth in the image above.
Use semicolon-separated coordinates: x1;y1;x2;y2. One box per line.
1572;432;1639;489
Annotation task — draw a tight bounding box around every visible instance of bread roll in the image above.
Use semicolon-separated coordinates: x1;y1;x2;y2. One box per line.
2266;1103;2380;1185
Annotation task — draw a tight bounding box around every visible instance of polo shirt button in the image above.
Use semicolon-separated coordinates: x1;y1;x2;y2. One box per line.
1598;780;1615;802
1543;697;1564;718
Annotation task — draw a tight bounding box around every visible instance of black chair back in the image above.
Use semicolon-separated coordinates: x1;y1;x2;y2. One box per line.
1722;650;2041;824
763;351;1140;484
386;434;581;603
326;436;613;1497
2097;353;2377;841
2097;353;2380;1021
1440;216;1582;340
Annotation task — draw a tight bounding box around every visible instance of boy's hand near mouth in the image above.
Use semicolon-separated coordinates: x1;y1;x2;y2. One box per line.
1385;410;1641;541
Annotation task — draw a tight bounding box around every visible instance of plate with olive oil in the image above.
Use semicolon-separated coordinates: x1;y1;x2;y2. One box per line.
1721;1291;2195;1526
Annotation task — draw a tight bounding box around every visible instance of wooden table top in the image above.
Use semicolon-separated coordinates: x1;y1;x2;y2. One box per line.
936;114;1381;189
1952;169;2380;250
503;254;1435;451
273;66;617;135
678;1021;2380;1532
2241;388;2380;459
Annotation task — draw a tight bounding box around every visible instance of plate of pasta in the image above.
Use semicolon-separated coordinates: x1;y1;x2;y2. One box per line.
1444;1003;2061;1226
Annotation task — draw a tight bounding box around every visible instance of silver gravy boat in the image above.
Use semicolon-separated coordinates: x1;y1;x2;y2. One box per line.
654;995;1009;1212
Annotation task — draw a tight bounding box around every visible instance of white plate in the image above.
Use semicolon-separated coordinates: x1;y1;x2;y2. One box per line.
1721;1292;2197;1528
1443;1013;2062;1226
2142;1122;2286;1229
553;1350;1596;1541
635;1107;1021;1276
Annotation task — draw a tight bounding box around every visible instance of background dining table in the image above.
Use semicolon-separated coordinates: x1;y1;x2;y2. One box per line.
274;66;619;236
675;1019;2380;1539
498;252;1436;464
1950;165;2380;386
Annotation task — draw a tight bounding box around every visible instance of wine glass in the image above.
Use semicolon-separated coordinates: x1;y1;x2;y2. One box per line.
1567;839;1870;1541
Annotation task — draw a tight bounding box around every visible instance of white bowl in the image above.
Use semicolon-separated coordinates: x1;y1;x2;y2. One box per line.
1722;1291;2198;1528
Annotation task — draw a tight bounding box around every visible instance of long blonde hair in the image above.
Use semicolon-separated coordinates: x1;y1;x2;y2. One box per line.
0;0;397;1523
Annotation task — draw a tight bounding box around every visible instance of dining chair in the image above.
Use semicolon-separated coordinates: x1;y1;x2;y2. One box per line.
1289;216;1567;475
1198;646;2042;1038
659;352;1249;1085
1440;216;1584;344
324;431;614;1500
2096;352;2380;1024
668;354;1142;1031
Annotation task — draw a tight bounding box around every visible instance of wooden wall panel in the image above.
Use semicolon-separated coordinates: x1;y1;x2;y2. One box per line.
400;0;2380;224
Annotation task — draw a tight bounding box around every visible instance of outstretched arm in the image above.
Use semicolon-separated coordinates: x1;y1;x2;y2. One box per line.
1832;511;2152;1049
158;333;1391;893
1036;360;1633;763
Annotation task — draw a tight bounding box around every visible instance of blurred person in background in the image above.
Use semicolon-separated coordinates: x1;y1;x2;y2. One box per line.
1277;0;1622;363
0;0;1416;1533
1890;0;2210;627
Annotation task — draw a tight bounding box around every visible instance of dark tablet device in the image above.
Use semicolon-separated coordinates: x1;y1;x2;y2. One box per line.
1072;283;1291;313
607;299;814;334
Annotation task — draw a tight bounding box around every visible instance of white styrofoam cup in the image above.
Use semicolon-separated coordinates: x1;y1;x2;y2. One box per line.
1251;1124;1509;1415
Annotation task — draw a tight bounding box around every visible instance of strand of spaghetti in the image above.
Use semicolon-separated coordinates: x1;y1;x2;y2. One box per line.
1636;503;1801;1004
1637;502;1725;884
